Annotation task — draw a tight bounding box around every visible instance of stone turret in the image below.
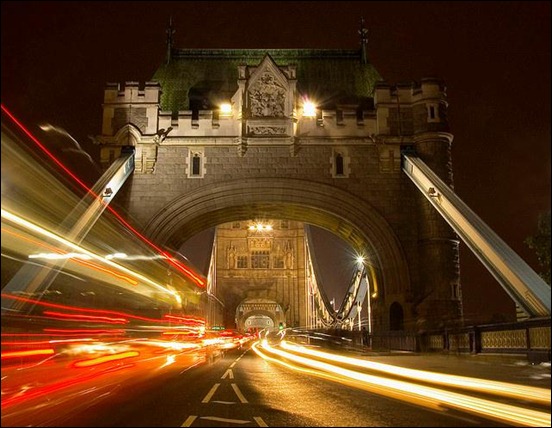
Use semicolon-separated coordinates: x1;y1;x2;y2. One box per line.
375;78;462;329
101;81;161;137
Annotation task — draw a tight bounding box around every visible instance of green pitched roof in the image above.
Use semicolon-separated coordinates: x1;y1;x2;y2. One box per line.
152;49;382;113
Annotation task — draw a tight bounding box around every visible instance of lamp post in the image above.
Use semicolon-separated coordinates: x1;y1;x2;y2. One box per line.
357;301;362;330
366;274;372;335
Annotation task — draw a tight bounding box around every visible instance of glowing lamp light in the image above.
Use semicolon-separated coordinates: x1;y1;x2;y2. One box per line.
249;223;273;232
356;256;365;265
220;103;232;115
303;101;317;117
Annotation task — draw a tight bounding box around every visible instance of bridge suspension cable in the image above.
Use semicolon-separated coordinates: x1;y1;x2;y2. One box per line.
334;264;370;330
304;226;337;328
304;226;373;330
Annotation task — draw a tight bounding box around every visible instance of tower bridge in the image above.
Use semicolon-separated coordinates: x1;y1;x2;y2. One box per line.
95;48;460;333
5;24;546;337
90;35;549;334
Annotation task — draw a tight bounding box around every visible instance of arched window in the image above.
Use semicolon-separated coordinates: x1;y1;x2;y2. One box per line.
192;153;201;176
189;150;205;178
389;302;404;331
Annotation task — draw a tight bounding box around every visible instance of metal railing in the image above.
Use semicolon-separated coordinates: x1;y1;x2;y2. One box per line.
308;318;551;363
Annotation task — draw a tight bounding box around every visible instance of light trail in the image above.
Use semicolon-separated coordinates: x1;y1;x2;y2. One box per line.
253;341;551;427
280;340;551;405
1;103;205;288
2;209;180;300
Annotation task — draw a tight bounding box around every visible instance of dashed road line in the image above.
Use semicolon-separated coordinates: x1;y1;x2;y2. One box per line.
201;383;220;403
231;383;249;403
229;361;237;368
221;368;234;379
212;400;236;404
181;415;197;427
181;415;268;427
253;416;268;427
200;416;250;424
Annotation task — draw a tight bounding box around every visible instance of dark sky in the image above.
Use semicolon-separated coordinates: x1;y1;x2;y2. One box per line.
2;1;550;324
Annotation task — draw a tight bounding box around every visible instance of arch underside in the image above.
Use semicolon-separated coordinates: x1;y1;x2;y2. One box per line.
144;178;410;303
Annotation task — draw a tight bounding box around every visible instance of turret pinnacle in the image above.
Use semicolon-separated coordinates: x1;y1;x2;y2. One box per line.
166;16;175;65
359;16;369;64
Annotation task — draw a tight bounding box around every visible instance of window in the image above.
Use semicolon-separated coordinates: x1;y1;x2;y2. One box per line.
335;153;344;175
232;222;241;229
251;251;270;269
192;154;201;175
188;150;206;178
427;104;439;123
331;148;349;178
429;106;436;119
237;256;248;268
280;220;289;229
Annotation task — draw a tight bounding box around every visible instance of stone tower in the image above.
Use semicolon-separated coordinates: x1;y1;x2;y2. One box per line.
95;41;462;333
214;219;307;331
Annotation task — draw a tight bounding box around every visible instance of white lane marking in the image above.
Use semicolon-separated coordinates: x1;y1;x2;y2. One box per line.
231;383;249;403
179;359;204;375
212;400;236;404
200;416;250;424
230;362;236;368
181;415;197;427
201;383;220;403
253;416;268;427
221;368;234;379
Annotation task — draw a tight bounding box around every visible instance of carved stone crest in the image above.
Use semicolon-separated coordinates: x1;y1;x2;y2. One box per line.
249;72;286;117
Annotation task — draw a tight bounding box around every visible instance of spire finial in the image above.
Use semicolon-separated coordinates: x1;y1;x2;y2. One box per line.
166;16;175;65
358;16;369;64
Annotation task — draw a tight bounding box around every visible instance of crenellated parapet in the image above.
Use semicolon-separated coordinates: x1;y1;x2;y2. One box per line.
374;77;449;138
97;77;454;178
96;73;454;181
101;81;161;137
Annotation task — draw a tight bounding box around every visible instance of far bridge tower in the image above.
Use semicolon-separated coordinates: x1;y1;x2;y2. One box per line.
214;220;306;331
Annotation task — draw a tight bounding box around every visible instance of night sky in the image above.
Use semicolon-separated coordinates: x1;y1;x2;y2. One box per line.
2;1;550;324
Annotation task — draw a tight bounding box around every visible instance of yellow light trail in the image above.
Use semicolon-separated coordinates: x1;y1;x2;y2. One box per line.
280;340;551;405
1;209;180;301
253;341;551;427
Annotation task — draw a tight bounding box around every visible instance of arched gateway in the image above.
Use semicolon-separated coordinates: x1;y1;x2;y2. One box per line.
95;32;462;334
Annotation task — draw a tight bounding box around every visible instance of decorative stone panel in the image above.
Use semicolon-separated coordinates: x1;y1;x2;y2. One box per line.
248;72;286;118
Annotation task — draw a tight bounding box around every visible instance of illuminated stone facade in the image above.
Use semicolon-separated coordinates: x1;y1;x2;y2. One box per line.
96;38;462;332
214;220;306;330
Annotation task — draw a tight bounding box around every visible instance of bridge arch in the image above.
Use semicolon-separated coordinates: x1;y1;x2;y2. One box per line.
235;298;286;332
144;177;410;321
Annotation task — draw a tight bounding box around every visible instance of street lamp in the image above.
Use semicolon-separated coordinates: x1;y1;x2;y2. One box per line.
355;254;372;336
357;301;362;330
